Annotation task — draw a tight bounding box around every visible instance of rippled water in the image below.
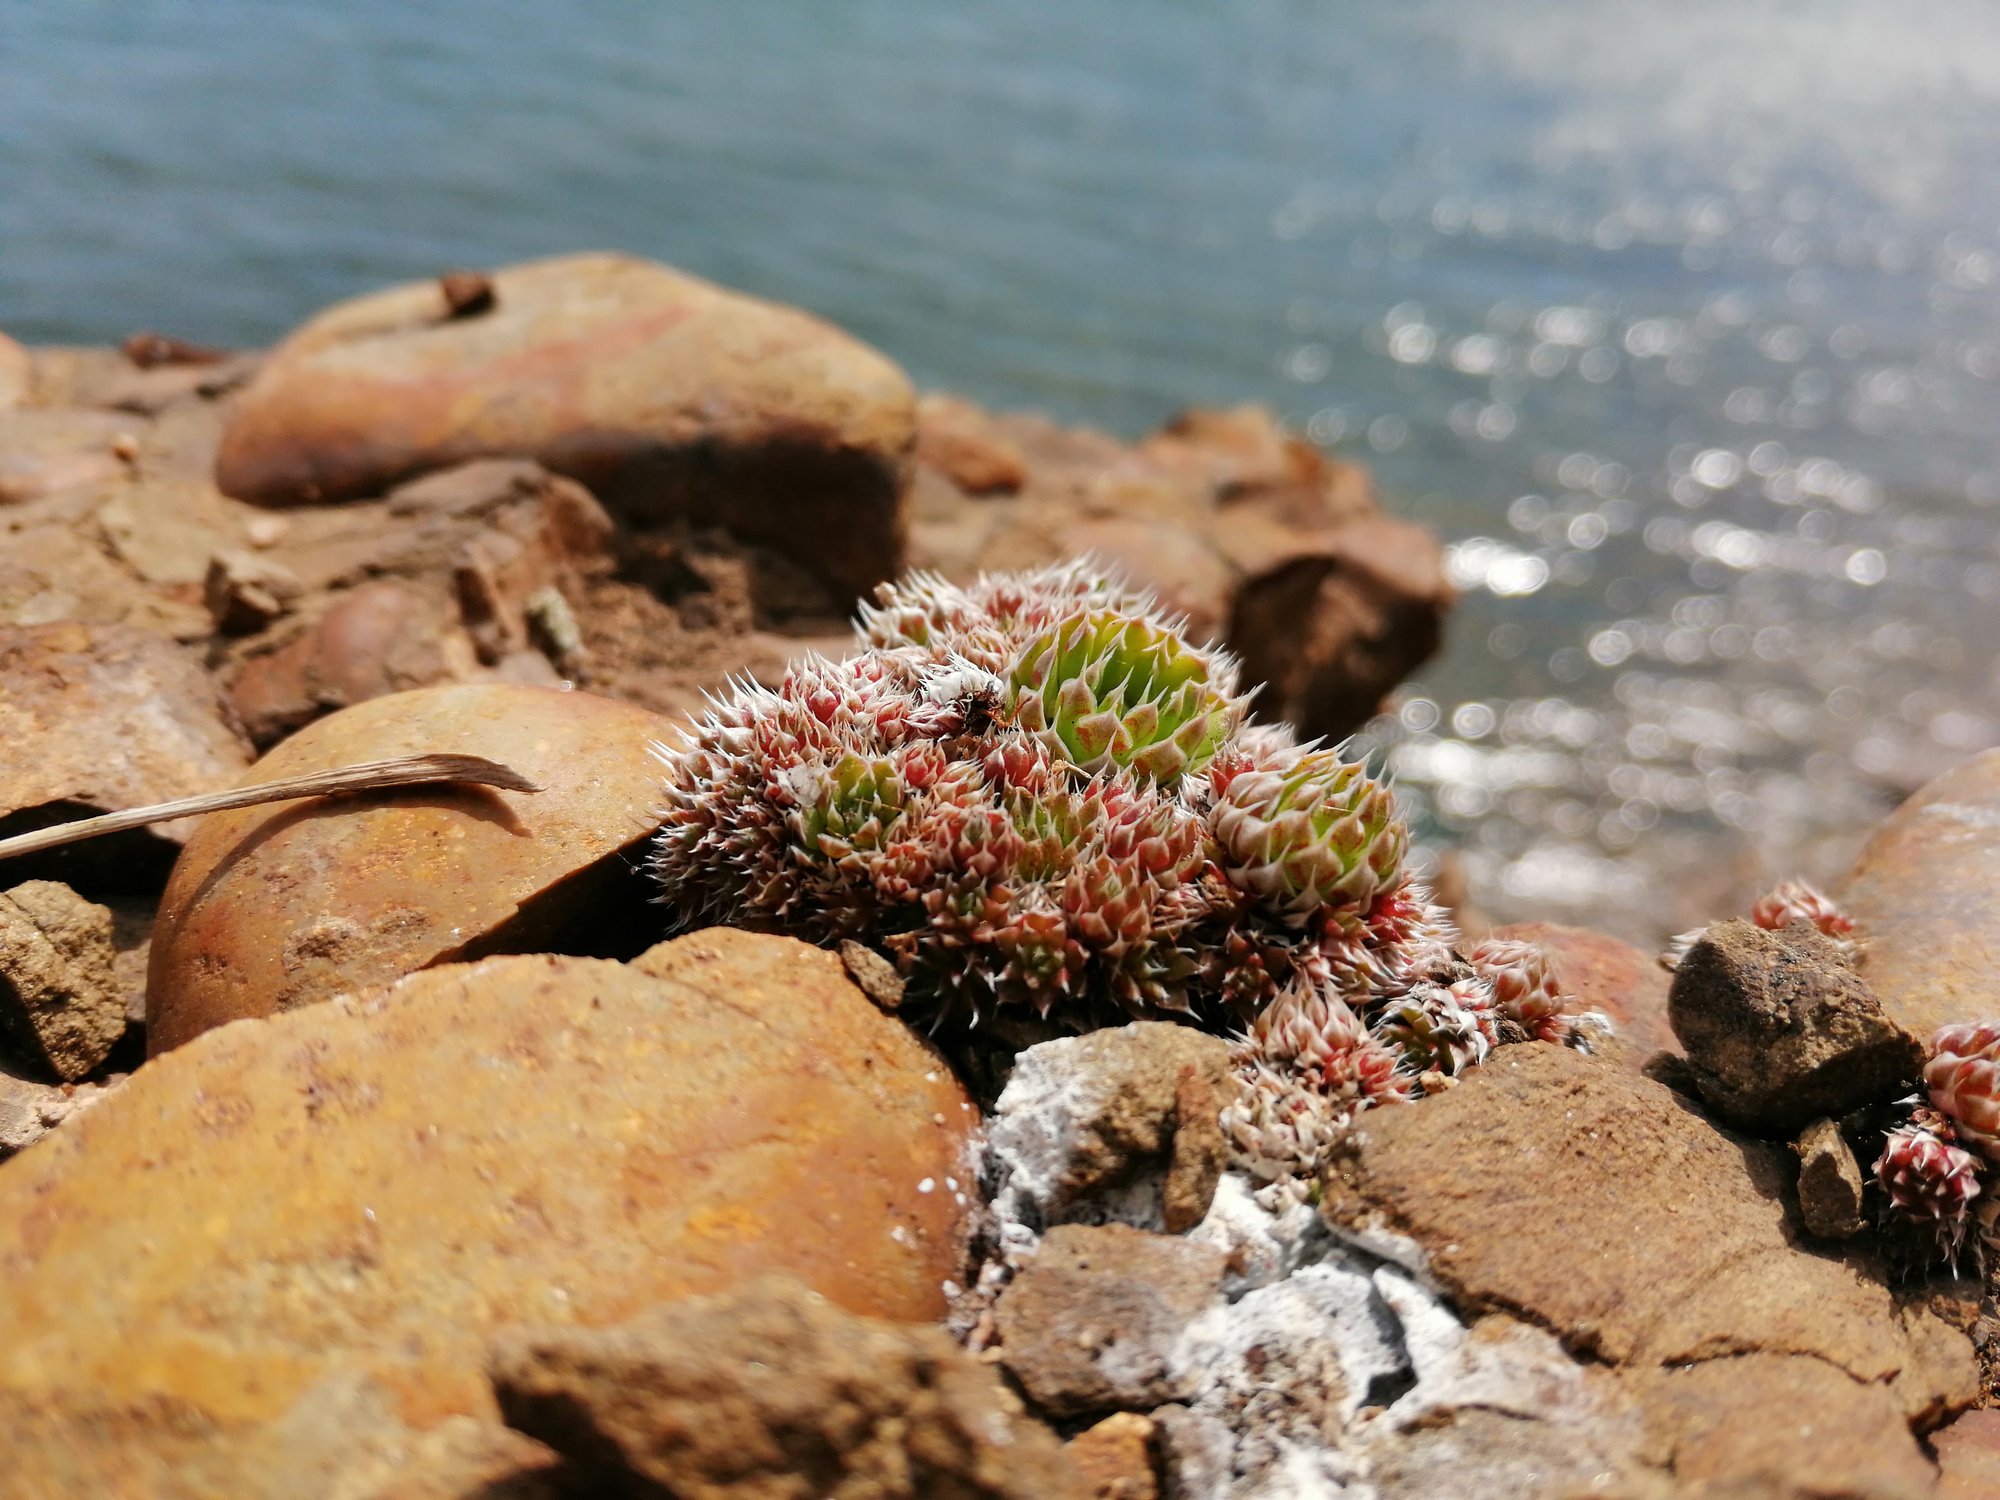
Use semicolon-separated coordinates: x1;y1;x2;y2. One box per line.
6;0;2000;939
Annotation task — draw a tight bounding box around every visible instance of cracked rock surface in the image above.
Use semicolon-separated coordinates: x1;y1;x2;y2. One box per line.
1322;1042;1974;1496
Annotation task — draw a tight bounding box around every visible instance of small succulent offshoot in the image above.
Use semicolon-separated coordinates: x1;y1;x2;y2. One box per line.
1865;1022;2000;1271
1659;876;1858;971
650;562;1587;1205
1873;1106;1982;1266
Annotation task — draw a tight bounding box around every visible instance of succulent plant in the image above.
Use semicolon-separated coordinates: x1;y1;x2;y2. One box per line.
1221;1060;1368;1206
1465;937;1574;1044
1750;877;1859;954
1660;876;1859;971
1210;745;1408;926
654;560;1577;1201
1874;1107;1982;1265
1007;609;1246;783
1371;975;1498;1078
1925;1021;2000;1161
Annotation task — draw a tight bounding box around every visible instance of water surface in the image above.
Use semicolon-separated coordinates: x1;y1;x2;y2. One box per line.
6;0;2000;937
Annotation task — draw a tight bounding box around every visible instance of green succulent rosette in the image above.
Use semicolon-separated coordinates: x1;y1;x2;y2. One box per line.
1211;748;1407;921
1005;610;1240;784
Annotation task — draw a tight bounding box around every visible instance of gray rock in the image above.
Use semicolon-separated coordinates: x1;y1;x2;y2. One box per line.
995;1224;1226;1419
985;1023;1233;1233
1668;918;1920;1134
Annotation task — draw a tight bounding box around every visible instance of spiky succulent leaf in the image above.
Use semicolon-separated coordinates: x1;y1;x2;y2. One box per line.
1372;978;1497;1077
1926;1022;2000;1160
1875;1113;1981;1264
1211;748;1407;923
1465;937;1573;1044
1004;609;1241;785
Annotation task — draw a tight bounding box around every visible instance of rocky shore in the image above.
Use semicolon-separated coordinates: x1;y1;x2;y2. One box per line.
1;253;1998;1498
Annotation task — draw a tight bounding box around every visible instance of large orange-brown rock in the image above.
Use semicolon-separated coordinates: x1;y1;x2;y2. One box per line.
1935;1409;2000;1500
215;253;915;600
0;933;977;1450
146;681;674;1054
1321;1046;1974;1436
3;1375;566;1500
1485;920;1678;1065
1842;749;2000;1041
0;622;254;893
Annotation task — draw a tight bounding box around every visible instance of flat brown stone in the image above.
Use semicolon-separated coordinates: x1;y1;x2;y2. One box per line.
1935;1408;2000;1500
1843;749;2000;1042
0;621;254;893
995;1225;1226;1419
1624;1355;1935;1500
1321;1045;1973;1425
0;934;977;1443
0;408;135;504
492;1275;1079;1499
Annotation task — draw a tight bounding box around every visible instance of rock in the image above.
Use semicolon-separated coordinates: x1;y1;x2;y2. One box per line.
145;681;676;1054
491;1275;1080;1499
0;934;978;1441
1066;1413;1158;1500
217;461;621;741
1320;1045;1976;1438
917;393;1028;496
96;476;253;588
215;252;914;601
1935;1409;2000;1500
995;1224;1226;1419
0;880;125;1080
1624;1355;1935;1500
0;333;28;410
1843;748;2000;1043
1138;408;1369;521
839;939;906;1011
0;622;254;893
1221;512;1451;739
1668;918;1920;1134
3;1372;566;1500
904;400;1449;745
1794;1117;1867;1239
0;1066;118;1160
1163;1063;1226;1236
224;579;468;743
984;1023;1234;1231
1485;920;1679;1064
0;512;210;641
0;408;136;503
120;331;230;370
204;548;304;634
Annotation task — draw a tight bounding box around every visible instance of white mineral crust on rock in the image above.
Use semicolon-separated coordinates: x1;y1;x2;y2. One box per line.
967;1031;1642;1498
